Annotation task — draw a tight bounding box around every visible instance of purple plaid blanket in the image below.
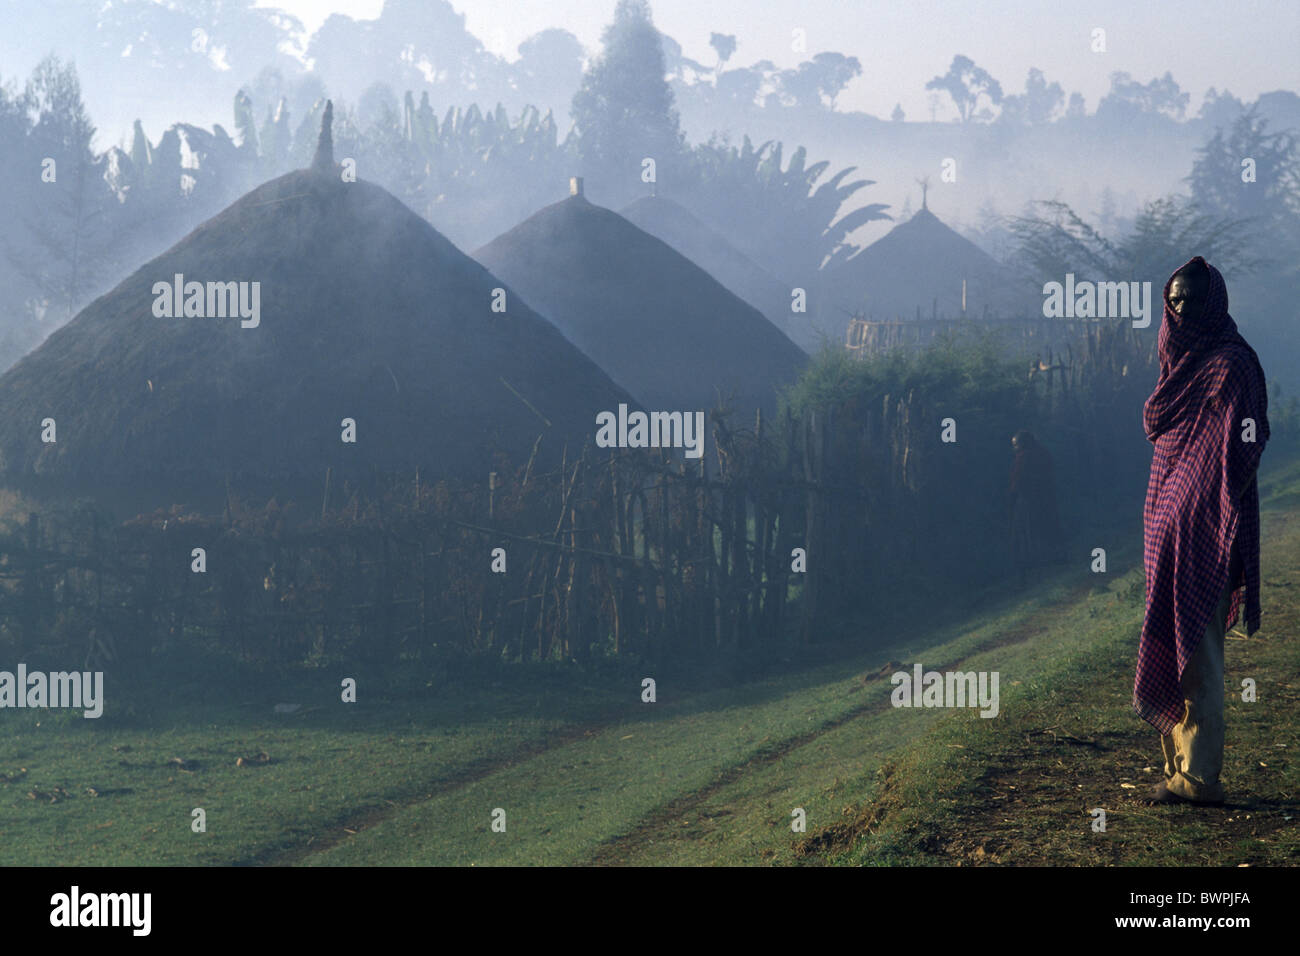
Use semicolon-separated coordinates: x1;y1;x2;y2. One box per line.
1134;257;1269;734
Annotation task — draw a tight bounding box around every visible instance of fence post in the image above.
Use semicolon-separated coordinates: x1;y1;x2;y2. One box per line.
21;513;40;654
800;410;826;645
418;520;428;654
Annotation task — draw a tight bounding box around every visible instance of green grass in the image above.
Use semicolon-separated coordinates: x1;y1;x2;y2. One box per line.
822;453;1300;866
4;454;1296;866
0;662;635;865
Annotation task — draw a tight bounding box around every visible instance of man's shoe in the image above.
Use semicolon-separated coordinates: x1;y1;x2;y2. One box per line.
1145;780;1188;804
1144;779;1224;806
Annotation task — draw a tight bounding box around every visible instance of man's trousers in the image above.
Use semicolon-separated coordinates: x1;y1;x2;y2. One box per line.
1159;578;1236;802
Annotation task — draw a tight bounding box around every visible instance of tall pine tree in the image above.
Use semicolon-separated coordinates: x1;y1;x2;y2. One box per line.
17;57;113;322
570;0;684;205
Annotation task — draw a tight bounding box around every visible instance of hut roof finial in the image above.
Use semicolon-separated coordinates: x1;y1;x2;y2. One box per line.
312;100;334;175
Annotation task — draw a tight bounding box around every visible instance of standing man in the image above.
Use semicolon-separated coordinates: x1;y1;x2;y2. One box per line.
1136;256;1269;806
1008;429;1066;575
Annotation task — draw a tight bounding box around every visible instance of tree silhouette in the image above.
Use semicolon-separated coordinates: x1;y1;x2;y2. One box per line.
775;52;862;111
571;0;685;198
13;57;114;321
514;29;584;125
233;89;258;153
1188;106;1300;255
926;55;1003;123
1007;197;1253;285
998;68;1064;126
710;32;737;76
680;136;889;277
1098;72;1189;120
1198;87;1246;130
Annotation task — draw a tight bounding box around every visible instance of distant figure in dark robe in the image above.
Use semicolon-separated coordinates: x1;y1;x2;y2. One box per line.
1008;429;1065;574
1136;256;1268;806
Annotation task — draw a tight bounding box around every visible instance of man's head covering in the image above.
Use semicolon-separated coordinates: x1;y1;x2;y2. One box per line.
1144;256;1262;441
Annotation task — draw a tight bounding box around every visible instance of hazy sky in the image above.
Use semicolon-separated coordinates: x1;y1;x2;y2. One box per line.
261;0;1300;119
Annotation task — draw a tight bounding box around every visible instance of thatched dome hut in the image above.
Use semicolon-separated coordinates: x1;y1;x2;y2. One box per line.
0;142;635;505
823;206;1029;320
474;185;806;421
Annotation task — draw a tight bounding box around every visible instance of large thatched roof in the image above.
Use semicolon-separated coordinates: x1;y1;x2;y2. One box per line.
474;192;806;418
0;167;636;493
619;195;809;352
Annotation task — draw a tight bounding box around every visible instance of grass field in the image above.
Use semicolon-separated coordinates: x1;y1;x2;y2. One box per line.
823;455;1300;867
3;456;1297;866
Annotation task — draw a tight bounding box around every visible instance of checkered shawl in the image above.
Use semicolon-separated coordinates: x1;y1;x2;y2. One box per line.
1134;257;1269;734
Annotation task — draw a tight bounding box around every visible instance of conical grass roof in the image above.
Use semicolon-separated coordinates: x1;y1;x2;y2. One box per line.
474;192;806;419
827;207;1027;319
0;167;636;496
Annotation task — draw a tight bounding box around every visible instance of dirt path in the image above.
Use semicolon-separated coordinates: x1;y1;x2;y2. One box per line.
584;580;1096;865
796;507;1300;866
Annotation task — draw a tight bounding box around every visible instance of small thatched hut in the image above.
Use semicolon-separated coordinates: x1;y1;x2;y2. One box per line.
824;205;1030;320
475;181;806;421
